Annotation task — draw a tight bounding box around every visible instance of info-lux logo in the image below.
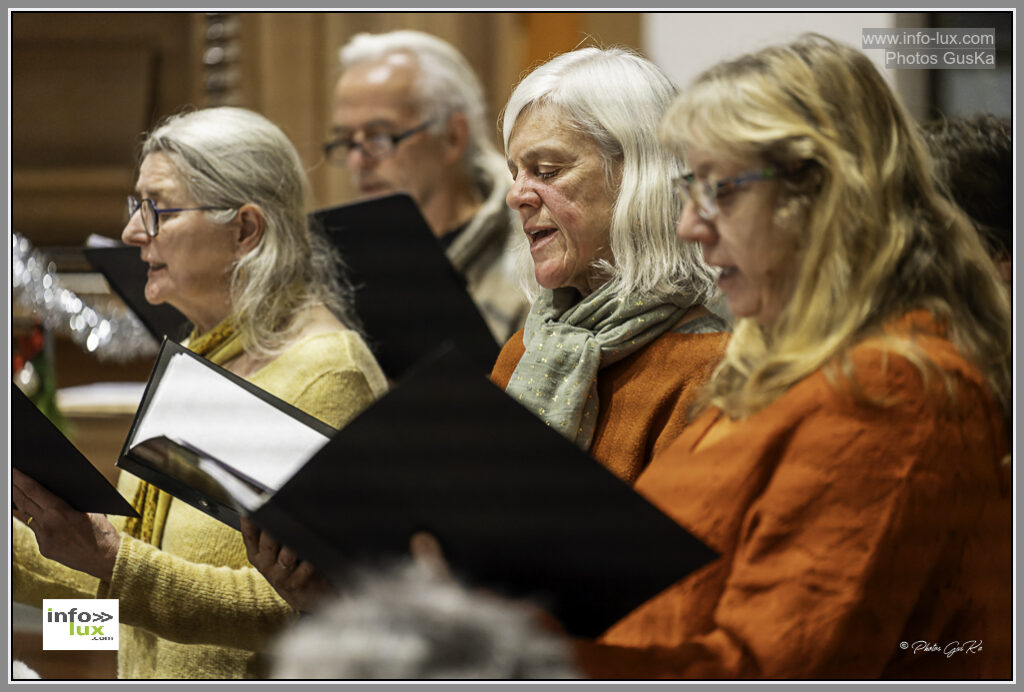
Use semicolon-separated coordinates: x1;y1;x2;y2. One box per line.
42;599;119;651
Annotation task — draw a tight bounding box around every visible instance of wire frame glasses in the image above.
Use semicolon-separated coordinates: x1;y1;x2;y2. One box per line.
126;196;236;237
673;167;779;221
322;119;434;165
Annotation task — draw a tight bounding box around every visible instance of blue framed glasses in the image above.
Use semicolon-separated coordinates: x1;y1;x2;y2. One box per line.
674;167;779;221
126;196;236;238
322;119;434;164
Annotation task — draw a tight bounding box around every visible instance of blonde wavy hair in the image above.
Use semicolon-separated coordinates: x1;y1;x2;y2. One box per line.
660;35;1011;430
141;107;359;357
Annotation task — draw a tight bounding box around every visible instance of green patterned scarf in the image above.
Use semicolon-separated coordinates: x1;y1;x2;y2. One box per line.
505;283;698;450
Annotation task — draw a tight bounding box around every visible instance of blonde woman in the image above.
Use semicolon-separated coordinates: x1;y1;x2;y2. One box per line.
13;107;388;679
580;35;1011;679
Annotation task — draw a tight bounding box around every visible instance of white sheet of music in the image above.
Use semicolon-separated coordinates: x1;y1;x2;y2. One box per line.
129;353;330;491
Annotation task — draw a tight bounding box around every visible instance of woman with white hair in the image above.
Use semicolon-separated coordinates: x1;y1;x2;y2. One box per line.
13;106;388;679
491;46;728;482
243;46;729;619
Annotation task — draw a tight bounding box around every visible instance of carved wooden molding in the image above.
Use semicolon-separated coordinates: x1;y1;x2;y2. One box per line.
202;12;243;106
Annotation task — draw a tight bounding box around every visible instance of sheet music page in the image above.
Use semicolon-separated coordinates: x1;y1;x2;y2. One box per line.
130;353;330;491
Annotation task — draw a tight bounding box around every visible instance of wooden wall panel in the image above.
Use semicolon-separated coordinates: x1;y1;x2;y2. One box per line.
11;11;203;246
12;45;154;167
12;167;135;246
522;12;643;68
582;13;643;53
11;11;641;243
524;13;582;69
10;12;197;125
247;14;328;189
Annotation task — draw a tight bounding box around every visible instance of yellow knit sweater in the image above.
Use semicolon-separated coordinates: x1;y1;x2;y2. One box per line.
13;329;387;679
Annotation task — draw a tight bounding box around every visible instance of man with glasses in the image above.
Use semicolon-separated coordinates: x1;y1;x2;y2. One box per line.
326;30;529;344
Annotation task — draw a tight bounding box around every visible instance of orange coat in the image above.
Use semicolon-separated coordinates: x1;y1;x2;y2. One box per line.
491;328;729;483
580;313;1012;679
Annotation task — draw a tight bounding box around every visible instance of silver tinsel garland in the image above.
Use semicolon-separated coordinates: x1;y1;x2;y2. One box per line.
12;232;158;361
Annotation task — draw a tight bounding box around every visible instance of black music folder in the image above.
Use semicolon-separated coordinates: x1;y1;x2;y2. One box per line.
313;194;500;380
248;344;718;638
12;384;139;517
83;245;190;342
116;340;335;531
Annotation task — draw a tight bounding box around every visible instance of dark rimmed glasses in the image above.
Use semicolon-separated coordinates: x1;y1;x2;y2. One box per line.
322;119;434;165
673;167;780;221
126;196;236;238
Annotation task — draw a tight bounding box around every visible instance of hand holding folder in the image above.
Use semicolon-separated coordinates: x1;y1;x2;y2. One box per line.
257;345;716;636
12;467;124;581
116;339;336;532
239;517;337;613
117;338;717;637
12;383;138;517
12;383;137;581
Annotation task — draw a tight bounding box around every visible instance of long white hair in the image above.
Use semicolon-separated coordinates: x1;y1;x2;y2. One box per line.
501;47;717;304
142;106;359;354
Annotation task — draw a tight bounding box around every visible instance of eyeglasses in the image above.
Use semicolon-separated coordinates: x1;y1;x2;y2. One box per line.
322;119;434;165
673;167;780;221
126;196;236;238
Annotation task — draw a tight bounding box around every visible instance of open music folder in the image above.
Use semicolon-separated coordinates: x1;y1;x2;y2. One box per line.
116;338;716;637
115;339;335;531
248;344;718;637
12;383;139;517
313;193;501;380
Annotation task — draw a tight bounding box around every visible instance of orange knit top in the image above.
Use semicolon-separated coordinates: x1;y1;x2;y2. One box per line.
578;313;1012;679
491;327;729;483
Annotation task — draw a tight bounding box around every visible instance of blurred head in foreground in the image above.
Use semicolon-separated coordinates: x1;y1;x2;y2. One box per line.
270;561;579;680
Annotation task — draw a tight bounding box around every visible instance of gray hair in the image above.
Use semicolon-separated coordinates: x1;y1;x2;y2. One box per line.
501;47;718;304
141;106;359;355
338;30;512;240
270;561;579;679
